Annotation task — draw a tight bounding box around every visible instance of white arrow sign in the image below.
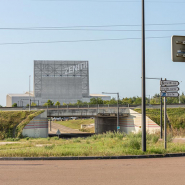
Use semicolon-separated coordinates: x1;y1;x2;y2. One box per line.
160;86;179;91
160;80;179;86
161;92;179;97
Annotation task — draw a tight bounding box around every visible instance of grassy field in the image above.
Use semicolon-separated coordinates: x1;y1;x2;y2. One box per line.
55;119;95;133
0;132;185;157
135;108;185;129
0;110;44;139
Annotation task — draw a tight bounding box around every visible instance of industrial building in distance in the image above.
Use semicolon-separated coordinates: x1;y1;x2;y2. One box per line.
6;60;111;107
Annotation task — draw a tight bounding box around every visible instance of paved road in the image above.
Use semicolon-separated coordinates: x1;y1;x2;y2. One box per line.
1;157;185;185
48;121;85;134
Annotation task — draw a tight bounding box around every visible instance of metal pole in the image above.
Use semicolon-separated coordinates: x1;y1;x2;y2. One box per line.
160;95;163;139
117;93;119;133
164;96;167;149
160;78;163;139
142;0;146;152
179;81;182;104
29;75;31;111
50;119;51;131
164;78;167;149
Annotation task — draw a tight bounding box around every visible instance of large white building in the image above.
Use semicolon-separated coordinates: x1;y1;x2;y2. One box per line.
6;60;111;107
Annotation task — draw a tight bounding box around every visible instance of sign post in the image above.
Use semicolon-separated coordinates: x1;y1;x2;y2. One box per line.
164;94;167;149
160;78;179;149
56;129;61;139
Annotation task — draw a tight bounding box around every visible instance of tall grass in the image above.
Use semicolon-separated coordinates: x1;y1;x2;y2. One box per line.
0;110;44;139
135;108;185;130
1;131;180;157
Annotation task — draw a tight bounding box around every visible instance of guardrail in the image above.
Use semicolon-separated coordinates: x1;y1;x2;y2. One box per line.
1;103;185;111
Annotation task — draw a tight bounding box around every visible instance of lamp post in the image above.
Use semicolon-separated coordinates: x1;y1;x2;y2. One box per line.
102;92;119;132
29;75;31;111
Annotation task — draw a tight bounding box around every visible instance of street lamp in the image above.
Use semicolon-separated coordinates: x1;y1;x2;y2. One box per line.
102;92;119;132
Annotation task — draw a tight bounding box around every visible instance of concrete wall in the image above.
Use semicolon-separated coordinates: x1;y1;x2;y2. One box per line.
22;111;48;138
95;109;160;134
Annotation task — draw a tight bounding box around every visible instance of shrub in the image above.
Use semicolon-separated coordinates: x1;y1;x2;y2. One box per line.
52;136;59;140
55;101;61;106
92;135;98;140
12;103;17;107
45;144;55;150
128;138;141;150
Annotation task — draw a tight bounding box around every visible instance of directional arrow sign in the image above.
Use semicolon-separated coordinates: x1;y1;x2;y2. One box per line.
160;86;179;91
161;92;179;97
160;80;179;86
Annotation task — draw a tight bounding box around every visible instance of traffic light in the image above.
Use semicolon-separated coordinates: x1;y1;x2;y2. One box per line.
171;35;185;62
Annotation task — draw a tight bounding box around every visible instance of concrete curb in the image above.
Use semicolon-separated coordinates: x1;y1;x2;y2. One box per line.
1;153;185;160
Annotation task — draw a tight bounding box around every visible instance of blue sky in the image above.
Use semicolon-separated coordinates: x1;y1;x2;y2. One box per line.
1;0;185;106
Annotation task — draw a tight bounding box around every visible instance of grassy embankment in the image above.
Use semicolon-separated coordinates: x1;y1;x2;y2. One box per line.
55;119;95;133
134;108;185;136
0;131;184;157
0;110;44;139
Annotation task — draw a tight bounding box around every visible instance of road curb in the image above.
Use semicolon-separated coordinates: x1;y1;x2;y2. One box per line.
1;153;185;160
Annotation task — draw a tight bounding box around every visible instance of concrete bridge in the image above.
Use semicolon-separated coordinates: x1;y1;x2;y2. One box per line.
0;105;162;138
46;106;129;118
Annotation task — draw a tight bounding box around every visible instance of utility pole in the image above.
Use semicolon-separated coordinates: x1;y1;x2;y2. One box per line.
160;78;163;139
142;0;146;152
117;93;119;132
29;75;31;111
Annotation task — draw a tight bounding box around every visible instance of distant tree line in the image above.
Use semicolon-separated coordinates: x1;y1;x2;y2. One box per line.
11;93;185;107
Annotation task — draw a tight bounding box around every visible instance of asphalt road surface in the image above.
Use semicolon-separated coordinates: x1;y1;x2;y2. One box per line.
48;121;85;134
1;157;185;185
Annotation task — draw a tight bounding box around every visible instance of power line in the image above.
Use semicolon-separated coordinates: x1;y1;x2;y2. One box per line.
34;0;185;3
1;22;185;30
0;28;185;32
0;36;170;46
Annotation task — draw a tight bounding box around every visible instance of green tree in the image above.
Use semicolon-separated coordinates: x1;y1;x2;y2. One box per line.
43;100;54;106
109;98;117;105
89;97;103;104
12;103;17;107
134;97;142;105
76;100;83;105
55;101;61;106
